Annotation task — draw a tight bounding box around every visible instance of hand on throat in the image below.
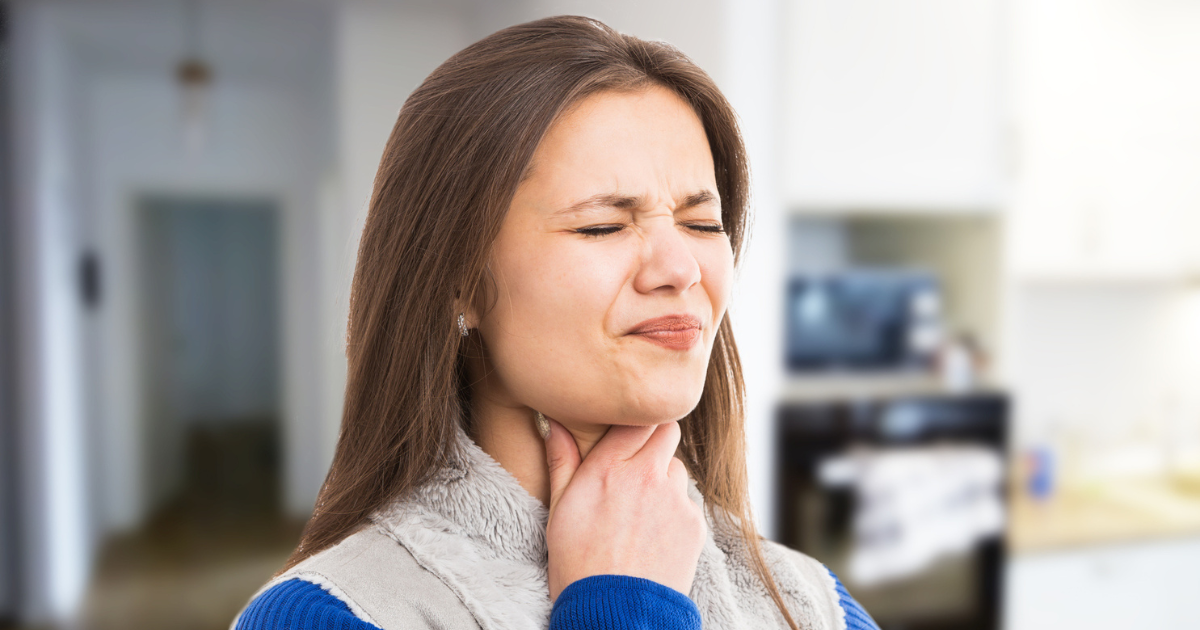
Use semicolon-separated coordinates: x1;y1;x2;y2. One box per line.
464;341;619;506
469;393;608;507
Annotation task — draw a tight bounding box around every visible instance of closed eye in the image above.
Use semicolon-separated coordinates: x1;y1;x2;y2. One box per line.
573;223;725;238
574;225;625;237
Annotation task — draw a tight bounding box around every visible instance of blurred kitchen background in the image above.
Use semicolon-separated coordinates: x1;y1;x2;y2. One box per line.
2;0;1199;628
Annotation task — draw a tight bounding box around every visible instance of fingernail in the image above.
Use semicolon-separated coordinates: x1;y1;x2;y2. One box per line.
534;411;551;440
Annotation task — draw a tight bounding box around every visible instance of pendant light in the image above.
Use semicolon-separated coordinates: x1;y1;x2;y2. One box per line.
176;0;213;155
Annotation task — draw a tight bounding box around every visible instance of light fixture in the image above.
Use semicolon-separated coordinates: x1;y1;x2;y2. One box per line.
176;0;213;154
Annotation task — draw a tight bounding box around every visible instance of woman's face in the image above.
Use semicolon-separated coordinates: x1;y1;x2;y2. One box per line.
470;85;734;427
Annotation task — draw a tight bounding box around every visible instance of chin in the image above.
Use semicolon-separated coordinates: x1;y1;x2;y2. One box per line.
613;380;706;426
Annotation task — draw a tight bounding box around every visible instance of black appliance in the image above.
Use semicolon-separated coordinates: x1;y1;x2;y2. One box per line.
775;393;1008;630
785;270;942;371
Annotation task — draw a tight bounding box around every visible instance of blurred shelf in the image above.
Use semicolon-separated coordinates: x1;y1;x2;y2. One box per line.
779;372;1004;404
1008;474;1200;555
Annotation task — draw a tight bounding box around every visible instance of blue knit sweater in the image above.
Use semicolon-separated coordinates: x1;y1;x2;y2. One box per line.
236;570;879;630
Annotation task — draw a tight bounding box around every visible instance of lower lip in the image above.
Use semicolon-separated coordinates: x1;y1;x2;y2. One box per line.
630;329;701;350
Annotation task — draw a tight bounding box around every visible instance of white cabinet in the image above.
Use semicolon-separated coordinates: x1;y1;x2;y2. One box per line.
1008;0;1200;282
1005;536;1200;630
781;0;1005;210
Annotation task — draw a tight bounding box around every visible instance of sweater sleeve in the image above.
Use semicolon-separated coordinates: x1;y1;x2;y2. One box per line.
240;575;701;630
827;569;881;630
550;575;702;630
234;578;381;630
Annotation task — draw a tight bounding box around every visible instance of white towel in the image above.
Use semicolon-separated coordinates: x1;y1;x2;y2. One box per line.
819;445;1005;586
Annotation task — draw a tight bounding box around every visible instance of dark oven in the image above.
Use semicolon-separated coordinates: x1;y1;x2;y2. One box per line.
775;393;1009;630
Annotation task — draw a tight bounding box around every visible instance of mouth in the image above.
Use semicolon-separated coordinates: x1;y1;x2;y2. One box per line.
627;314;702;351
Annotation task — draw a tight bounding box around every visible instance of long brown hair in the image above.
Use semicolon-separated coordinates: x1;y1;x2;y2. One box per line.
286;15;799;629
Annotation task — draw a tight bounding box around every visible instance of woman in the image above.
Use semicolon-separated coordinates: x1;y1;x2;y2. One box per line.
234;15;878;630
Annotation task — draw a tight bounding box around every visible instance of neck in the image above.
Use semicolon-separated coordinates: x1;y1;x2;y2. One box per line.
464;341;614;506
469;396;608;507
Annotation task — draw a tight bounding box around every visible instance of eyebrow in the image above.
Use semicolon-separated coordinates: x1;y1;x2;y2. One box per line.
553;189;719;217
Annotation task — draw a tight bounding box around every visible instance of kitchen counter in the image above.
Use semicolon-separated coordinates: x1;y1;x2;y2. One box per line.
779;372;1004;404
1008;474;1200;554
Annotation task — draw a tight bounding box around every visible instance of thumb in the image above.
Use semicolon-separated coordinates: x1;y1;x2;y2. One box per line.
544;418;581;518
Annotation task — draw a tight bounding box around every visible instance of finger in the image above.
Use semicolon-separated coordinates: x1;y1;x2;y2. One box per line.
544;418;581;518
668;456;689;482
667;456;691;493
632;421;682;470
585;423;657;464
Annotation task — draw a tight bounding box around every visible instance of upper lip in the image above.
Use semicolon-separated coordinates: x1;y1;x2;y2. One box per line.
627;314;702;334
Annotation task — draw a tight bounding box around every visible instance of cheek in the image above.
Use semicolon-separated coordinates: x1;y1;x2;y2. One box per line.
493;242;630;334
697;241;735;316
481;239;633;403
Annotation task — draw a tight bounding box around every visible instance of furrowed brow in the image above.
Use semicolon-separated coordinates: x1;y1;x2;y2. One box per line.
553;193;642;217
679;190;719;210
552;189;719;217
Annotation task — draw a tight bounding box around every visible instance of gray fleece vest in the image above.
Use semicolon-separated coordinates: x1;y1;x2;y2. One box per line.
235;423;845;630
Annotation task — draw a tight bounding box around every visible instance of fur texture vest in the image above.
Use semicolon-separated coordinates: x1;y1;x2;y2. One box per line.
240;422;845;630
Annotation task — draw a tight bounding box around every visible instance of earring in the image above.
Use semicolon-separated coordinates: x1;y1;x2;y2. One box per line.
533;411;550;439
457;313;469;337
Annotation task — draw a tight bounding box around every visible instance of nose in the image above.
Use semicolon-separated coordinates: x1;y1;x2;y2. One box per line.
632;221;703;295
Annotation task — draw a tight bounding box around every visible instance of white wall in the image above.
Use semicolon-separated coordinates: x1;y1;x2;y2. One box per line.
10;1;336;621
524;0;727;86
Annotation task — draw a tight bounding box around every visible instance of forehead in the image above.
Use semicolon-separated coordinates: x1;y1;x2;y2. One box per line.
519;86;717;200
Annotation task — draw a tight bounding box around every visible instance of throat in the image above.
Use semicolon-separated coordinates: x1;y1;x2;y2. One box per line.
469;403;611;508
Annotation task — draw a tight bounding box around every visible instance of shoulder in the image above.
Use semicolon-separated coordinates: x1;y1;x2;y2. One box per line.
825;570;881;630
761;540;881;630
235;578;380;630
233;524;480;630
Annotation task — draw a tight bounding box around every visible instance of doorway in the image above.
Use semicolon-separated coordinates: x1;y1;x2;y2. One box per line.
137;197;282;515
80;196;302;630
